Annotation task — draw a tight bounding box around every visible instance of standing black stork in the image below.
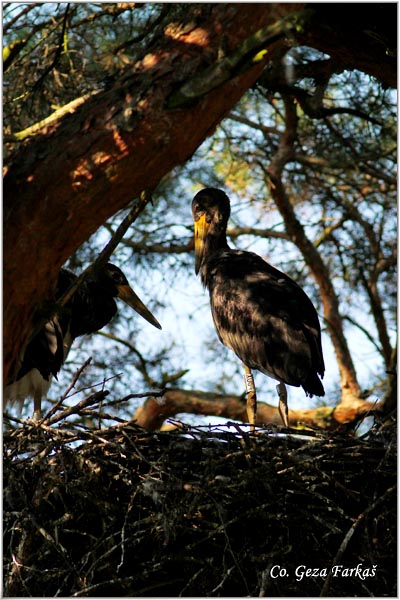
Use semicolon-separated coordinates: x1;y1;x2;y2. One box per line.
5;263;162;419
192;188;325;428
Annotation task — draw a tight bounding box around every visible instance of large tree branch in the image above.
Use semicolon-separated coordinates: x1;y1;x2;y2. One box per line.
297;4;396;89
133;388;382;431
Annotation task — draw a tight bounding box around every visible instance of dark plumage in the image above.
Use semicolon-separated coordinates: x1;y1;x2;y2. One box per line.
192;187;325;426
5;263;161;418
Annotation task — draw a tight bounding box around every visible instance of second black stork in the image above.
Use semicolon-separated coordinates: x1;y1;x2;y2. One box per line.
5;262;162;419
192;188;325;428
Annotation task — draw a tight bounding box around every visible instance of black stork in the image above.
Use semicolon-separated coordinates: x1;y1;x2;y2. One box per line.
192;188;325;428
4;263;162;419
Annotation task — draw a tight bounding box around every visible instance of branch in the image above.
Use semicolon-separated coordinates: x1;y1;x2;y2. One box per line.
110;225;289;257
166;9;314;108
3;39;28;72
314;217;347;248
41;357;93;423
228;226;289;243
293;4;396;88
343;315;383;357
321;484;396;596
133;388;382;431
273;83;383;126
58;190;153;309
381;345;397;413
96;330;156;387
227;112;280;138
109;233;194;256
323;120;397;186
12;93;99;141
112;5;170;55
31;4;71;94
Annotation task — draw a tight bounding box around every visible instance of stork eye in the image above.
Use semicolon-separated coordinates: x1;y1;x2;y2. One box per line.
113;272;126;285
106;266;125;285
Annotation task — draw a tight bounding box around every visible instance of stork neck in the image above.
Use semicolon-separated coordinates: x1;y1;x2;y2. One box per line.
69;281;117;338
205;229;229;256
200;232;229;287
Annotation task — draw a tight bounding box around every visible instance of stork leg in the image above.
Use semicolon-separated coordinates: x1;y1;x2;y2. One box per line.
243;364;257;431
33;392;42;421
276;382;289;427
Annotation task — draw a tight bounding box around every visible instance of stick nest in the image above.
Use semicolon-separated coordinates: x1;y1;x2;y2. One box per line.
3;396;397;597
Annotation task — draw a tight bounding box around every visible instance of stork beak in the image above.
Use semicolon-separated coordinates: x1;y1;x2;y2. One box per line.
116;284;162;330
194;213;209;275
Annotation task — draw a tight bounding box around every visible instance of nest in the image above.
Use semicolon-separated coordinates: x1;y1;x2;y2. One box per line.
3;394;397;597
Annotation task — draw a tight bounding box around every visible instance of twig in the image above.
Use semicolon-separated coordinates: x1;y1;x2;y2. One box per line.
46;391;109;426
42;357;93;423
31;4;71;94
320;484;396;596
14;92;98;141
58;190;153;310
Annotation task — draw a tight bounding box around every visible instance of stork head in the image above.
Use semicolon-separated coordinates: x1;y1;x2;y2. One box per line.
192;188;231;274
101;263;162;330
